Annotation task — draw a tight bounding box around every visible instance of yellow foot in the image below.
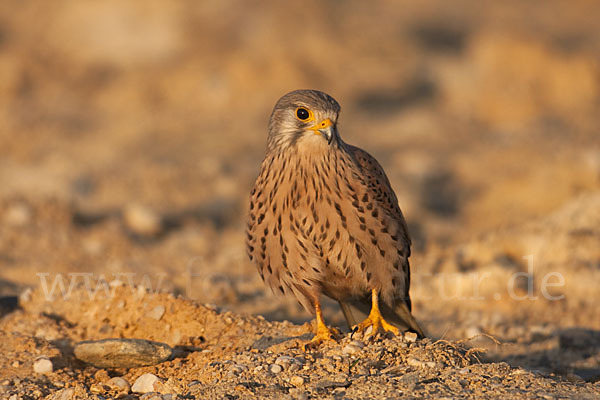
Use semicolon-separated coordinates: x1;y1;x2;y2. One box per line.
303;324;339;351
303;299;340;351
352;289;399;339
353;313;399;339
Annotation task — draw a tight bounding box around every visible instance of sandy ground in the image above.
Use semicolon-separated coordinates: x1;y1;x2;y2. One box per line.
0;1;599;398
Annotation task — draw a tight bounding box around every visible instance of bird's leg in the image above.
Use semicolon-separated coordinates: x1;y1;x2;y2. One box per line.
303;299;338;350
353;289;399;338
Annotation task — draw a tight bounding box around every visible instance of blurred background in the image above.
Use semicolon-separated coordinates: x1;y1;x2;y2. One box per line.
0;0;599;377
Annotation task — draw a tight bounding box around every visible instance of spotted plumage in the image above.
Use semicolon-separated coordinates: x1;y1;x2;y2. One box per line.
246;90;424;344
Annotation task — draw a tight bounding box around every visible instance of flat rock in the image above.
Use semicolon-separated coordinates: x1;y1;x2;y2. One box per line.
74;338;172;368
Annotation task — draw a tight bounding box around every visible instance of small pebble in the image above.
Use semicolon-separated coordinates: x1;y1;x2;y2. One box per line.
33;357;53;374
132;373;161;394
123;204;162;236
290;375;305;386
407;357;430;368
11;361;19;368
294;356;306;365
275;355;294;366
565;373;584;383
404;332;418;343
270;364;283;374
342;340;365;355
107;377;131;393
228;364;247;375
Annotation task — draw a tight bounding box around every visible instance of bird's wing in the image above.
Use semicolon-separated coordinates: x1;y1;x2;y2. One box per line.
345;144;411;255
341;144;424;337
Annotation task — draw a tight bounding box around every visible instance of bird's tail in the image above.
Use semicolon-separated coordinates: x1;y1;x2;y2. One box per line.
339;297;425;338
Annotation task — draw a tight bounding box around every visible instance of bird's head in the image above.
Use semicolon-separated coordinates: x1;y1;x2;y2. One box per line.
267;89;341;152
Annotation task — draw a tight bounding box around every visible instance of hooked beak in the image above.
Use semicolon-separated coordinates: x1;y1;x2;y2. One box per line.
310;118;335;144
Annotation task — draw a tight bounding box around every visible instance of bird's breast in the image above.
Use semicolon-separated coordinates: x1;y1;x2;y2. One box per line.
247;149;406;306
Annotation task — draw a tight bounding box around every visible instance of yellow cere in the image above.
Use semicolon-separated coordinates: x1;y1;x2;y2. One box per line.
310;118;333;135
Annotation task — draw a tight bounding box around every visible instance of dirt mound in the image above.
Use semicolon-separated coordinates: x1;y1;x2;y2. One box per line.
2;284;598;399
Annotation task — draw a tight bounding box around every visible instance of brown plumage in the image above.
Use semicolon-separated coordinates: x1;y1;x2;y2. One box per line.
246;90;424;344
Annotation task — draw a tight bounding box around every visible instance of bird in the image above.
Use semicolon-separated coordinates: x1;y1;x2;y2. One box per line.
246;89;424;346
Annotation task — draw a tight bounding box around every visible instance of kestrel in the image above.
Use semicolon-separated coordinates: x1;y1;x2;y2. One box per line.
246;90;424;346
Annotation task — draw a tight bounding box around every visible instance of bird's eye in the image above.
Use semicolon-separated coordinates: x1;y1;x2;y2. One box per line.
296;107;310;121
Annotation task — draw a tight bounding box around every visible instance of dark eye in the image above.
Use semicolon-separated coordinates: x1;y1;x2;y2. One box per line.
296;107;310;120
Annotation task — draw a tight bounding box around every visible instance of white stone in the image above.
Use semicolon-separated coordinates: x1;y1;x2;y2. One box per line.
132;373;161;393
33;358;53;374
404;332;418;343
